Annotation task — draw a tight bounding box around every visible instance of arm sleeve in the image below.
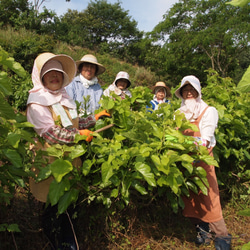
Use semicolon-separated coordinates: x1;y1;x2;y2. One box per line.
78;115;96;130
43;126;78;145
27;103;56;136
199;107;218;146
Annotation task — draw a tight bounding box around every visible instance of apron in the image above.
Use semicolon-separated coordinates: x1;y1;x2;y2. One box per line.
29;106;81;203
182;107;223;222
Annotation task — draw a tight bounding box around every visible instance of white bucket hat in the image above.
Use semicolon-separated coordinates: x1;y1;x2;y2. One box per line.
114;71;131;88
76;54;105;75
175;75;201;99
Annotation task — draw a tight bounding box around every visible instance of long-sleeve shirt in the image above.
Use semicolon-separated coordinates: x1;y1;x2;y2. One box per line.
65;75;103;114
198;107;218;148
27;103;96;144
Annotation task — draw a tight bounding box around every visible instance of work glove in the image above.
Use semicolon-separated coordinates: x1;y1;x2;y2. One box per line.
79;129;93;142
95;110;111;121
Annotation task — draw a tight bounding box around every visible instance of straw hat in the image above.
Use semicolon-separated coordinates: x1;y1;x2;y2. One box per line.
175;75;201;99
76;54;106;76
114;71;131;88
36;52;76;87
152;81;171;97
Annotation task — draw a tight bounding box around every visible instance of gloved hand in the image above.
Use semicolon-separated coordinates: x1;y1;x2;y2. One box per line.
79;129;93;142
95;110;111;121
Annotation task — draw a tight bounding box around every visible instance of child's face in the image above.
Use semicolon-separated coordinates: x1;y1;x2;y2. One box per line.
156;88;165;100
43;70;64;91
116;79;128;90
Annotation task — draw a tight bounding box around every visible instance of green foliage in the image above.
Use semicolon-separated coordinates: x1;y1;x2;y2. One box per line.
31;89;218;215
237;65;250;92
202;70;250;199
148;0;250;84
0;47;35;232
0;26;56;73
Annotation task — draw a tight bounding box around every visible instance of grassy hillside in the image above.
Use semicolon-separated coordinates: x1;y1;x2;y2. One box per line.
0;26;159;89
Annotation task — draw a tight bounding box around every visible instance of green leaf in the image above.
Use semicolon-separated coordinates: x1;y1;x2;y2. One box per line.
179;154;195;163
7;133;22;148
58;189;80;214
181;162;194;174
0;71;12;95
242;241;250;250
46;145;64;158
68;145;86;159
49;179;70;206
226;0;249;7
0;93;15;119
36;166;52;182
167;174;179;194
192;177;208;195
50;159;73;182
82;159;93;176
101;161;113;183
237;65;250;92
199;155;219;167
3;149;22;168
238;209;250;217
6;224;21;233
135;162;156;187
132;180;148;195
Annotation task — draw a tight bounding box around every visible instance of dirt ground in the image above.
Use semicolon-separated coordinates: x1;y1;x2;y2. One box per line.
0;187;249;250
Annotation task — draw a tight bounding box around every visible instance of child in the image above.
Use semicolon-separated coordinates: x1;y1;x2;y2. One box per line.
103;71;132;99
147;81;171;112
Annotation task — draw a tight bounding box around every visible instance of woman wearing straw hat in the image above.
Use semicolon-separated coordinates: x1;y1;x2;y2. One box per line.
147;81;171;112
65;54;106;116
174;75;231;250
26;52;109;249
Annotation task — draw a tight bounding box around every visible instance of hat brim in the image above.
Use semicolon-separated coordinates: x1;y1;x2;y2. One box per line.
41;68;70;88
115;78;131;88
37;53;76;87
76;60;106;76
152;86;171;97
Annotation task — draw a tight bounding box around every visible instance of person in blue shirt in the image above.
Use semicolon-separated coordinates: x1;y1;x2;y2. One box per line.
65;54;105;116
147;81;171;112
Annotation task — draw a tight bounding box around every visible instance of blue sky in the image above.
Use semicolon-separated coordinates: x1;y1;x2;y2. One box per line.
36;0;179;32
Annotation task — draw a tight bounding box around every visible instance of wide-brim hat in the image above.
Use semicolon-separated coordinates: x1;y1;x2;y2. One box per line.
114;71;131;88
36;52;76;87
175;75;201;99
152;81;171;97
76;54;106;76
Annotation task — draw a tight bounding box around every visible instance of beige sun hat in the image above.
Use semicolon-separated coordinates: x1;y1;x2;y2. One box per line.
152;81;171;97
76;54;106;76
36;52;76;87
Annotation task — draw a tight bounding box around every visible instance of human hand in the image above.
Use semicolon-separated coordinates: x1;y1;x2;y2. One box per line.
79;129;93;142
95;110;111;120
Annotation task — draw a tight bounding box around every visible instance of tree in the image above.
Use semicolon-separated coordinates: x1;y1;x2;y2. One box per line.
147;0;250;84
32;0;70;12
57;0;143;61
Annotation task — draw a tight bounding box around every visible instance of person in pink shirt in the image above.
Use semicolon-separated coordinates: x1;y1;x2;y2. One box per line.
26;52;109;249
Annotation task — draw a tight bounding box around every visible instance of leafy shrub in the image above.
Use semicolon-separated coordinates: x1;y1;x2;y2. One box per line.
0;47;35;231
202;70;250;201
0;26;56;73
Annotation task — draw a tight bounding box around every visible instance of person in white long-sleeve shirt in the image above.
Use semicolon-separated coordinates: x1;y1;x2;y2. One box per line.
175;75;231;250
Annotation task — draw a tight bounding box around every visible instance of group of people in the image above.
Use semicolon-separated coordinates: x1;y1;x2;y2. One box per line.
26;52;231;249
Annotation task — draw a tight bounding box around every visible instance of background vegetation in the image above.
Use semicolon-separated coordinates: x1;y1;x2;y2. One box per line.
0;0;249;249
